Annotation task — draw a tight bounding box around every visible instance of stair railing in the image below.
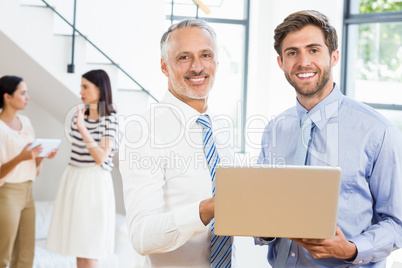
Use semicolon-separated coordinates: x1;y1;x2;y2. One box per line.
41;0;158;102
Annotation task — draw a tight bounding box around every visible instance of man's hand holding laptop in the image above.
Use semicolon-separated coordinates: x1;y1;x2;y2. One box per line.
290;226;357;260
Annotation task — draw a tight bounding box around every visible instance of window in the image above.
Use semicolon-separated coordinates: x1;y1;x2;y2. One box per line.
342;0;402;132
165;0;250;151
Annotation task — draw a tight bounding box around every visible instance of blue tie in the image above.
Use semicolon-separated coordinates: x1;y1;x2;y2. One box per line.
294;113;313;166
275;113;313;268
197;114;233;268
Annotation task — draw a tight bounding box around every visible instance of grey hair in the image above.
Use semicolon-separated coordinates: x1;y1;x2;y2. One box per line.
160;19;218;62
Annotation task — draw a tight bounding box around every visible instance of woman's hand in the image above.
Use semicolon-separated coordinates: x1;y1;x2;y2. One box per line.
76;105;86;132
20;143;43;161
36;148;58;163
46;149;58;159
0;143;43;180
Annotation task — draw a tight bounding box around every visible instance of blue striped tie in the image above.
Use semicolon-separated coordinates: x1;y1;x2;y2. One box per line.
275;113;313;268
197;114;233;268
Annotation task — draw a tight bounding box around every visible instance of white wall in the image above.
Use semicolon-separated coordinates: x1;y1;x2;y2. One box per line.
19;101;70;200
52;0;166;101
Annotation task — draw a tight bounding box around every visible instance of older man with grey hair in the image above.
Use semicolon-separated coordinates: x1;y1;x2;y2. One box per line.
120;19;235;267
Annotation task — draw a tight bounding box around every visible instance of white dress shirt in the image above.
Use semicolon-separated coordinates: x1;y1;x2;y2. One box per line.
119;91;235;267
0;115;36;186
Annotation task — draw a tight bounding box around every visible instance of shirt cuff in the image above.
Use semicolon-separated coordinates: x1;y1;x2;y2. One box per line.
348;235;373;265
174;200;207;235
254;237;276;246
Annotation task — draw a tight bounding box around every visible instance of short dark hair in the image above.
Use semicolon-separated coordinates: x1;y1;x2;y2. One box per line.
0;75;23;109
82;69;116;116
274;10;338;58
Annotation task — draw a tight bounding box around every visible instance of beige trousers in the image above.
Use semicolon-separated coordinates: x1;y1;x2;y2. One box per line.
0;181;35;268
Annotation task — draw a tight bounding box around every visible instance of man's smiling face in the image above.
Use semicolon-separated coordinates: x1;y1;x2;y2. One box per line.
278;25;338;98
161;27;218;104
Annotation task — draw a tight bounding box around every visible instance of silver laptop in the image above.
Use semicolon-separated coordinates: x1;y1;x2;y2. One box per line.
214;165;341;239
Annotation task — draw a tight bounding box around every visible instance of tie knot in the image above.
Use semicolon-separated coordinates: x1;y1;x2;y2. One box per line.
197;114;211;129
301;113;312;127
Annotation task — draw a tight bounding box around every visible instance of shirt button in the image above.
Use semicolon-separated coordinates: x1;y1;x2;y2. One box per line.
358;261;363;264
291;252;296;257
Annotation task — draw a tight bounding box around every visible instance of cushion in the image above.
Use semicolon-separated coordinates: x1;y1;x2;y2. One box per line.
35;201;54;240
34;240;75;268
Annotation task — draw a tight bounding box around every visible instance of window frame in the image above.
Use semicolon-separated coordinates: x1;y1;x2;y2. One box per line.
341;0;402;111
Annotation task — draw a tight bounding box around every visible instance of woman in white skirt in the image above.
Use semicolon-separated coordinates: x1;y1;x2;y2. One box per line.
46;69;119;268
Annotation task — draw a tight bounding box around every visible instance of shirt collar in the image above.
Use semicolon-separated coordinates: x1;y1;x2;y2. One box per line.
296;83;344;130
161;90;209;127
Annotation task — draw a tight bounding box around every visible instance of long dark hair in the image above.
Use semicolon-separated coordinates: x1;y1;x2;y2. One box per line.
82;69;116;116
0;75;23;109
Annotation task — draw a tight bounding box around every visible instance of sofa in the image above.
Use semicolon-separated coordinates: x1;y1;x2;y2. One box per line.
33;201;147;268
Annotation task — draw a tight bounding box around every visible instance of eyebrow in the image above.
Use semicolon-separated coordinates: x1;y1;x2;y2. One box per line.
283;43;323;53
175;49;214;59
201;48;213;53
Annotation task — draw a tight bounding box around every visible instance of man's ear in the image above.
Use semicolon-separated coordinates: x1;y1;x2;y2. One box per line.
277;55;283;70
330;50;340;68
161;58;169;77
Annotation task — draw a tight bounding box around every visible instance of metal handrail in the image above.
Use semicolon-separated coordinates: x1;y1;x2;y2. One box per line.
66;0;76;73
41;0;158;102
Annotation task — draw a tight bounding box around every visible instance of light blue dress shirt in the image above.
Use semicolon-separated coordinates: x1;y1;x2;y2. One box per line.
255;84;402;267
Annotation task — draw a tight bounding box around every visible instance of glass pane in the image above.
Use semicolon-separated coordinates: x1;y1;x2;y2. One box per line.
208;23;245;151
377;109;402;133
165;0;246;20
346;23;402;105
350;0;402;14
165;0;197;17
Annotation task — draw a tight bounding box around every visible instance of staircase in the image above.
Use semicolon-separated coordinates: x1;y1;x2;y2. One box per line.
0;0;165;213
0;0;161;124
